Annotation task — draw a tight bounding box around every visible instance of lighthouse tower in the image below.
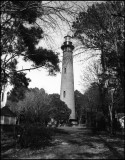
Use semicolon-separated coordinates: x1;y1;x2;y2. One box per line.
60;35;76;121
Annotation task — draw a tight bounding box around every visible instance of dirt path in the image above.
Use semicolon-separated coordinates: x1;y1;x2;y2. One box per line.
1;126;124;159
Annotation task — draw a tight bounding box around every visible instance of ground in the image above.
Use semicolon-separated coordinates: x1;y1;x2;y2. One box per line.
1;125;124;159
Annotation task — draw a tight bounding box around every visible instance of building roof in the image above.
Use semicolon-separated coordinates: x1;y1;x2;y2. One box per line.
1;106;16;117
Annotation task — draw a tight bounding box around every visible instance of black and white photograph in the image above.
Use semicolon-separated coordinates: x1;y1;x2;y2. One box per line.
1;1;124;159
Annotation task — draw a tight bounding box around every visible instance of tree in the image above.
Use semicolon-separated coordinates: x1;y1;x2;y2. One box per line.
7;72;31;102
1;1;80;91
48;94;71;126
72;1;124;92
82;82;107;129
13;88;50;125
85;83;101;110
8;88;71;126
80;59;102;89
75;84;102;127
72;1;124;133
74;90;86;124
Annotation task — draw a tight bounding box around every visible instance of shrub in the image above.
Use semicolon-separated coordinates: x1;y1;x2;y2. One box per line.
18;124;54;149
1;124;15;133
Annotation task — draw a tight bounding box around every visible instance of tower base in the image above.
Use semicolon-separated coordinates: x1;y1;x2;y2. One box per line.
69;119;78;126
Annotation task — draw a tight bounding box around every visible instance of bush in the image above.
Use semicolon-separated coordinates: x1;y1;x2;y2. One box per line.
1;124;15;133
18;124;54;149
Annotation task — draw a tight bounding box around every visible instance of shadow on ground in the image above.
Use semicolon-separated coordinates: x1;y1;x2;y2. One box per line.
53;127;124;159
1;127;124;159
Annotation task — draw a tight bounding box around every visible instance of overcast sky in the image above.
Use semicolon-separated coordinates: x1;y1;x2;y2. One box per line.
15;1;101;95
17;36;87;95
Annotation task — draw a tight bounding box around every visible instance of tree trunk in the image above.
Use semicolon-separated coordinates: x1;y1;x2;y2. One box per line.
79;115;82;126
109;105;113;134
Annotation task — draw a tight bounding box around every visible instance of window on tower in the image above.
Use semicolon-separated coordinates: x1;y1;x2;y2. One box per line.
63;91;66;98
64;68;66;73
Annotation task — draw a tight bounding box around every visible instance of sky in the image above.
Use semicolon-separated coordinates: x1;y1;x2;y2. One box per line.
12;1;101;95
17;35;87;95
17;38;100;95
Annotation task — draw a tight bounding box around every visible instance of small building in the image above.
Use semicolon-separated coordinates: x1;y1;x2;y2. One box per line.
116;113;124;129
1;106;17;125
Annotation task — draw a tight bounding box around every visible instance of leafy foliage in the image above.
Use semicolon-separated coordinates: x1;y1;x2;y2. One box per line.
18;124;53;149
9;88;71;126
1;1;60;91
72;1;124;133
8;87;28;102
7;72;31;102
74;90;85;123
84;83;101;110
15;88;49;125
48;94;71;124
72;1;124;92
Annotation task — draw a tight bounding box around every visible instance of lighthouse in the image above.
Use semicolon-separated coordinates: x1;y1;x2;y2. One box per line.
60;35;76;122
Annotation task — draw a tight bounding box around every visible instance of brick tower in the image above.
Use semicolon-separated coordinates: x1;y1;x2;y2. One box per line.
60;35;76;121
